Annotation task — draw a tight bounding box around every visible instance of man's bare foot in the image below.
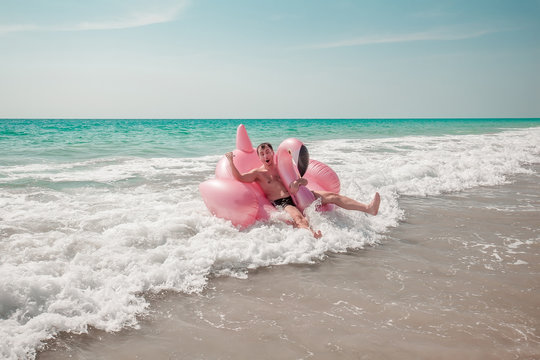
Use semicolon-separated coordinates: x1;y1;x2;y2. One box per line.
313;229;322;238
367;192;380;215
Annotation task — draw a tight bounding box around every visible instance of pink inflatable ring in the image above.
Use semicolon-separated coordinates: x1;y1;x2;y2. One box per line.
199;124;340;228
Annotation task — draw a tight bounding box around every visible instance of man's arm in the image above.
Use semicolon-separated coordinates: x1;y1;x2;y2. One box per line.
226;152;258;183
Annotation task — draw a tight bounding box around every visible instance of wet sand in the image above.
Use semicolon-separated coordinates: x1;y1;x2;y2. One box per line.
38;168;540;360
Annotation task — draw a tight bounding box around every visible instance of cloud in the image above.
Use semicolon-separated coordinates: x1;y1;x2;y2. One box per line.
0;24;39;35
70;4;186;31
307;27;498;49
0;2;188;35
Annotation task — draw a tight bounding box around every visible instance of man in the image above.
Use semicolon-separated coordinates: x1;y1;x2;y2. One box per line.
225;142;380;238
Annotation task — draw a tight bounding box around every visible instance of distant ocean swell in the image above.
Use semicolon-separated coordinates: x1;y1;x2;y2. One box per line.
1;126;539;359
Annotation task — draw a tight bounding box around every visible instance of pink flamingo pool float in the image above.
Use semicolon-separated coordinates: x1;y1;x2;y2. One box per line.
199;124;340;228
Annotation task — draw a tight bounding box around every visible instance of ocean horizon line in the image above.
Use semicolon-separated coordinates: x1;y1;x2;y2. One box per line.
1;117;539;121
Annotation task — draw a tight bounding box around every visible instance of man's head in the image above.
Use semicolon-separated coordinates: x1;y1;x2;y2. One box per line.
257;142;274;166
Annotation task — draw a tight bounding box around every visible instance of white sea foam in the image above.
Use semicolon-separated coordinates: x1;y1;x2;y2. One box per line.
0;127;539;359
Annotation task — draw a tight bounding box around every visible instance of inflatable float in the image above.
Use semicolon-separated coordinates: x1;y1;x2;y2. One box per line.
199;124;341;228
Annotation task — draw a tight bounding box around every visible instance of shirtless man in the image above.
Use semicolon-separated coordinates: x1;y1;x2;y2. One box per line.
225;142;380;238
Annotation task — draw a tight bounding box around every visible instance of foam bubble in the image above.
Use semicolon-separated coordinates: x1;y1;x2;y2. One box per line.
309;127;539;198
1;127;539;359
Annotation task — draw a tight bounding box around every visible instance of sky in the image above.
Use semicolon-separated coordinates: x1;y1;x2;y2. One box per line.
0;0;539;119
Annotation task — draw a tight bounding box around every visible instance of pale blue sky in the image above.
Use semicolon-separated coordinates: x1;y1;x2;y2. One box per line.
1;0;539;118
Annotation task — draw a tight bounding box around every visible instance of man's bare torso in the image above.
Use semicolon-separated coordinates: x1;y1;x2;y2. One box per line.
253;165;290;201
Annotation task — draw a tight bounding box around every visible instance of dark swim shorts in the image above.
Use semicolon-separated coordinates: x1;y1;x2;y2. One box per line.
271;196;295;208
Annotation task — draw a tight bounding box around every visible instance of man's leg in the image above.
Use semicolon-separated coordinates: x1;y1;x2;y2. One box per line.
313;191;380;215
283;205;322;238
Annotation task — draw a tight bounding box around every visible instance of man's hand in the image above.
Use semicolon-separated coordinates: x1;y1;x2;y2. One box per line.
289;178;308;195
225;152;234;162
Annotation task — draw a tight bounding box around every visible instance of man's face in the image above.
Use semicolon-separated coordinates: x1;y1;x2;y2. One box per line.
258;147;274;166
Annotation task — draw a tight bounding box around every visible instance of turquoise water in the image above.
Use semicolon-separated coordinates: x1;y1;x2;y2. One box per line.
1;118;538;165
1;118;540;359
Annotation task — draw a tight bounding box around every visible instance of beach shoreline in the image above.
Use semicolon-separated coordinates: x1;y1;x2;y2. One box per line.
37;166;540;360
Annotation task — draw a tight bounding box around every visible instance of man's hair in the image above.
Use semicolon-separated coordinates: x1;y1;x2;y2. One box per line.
257;142;273;153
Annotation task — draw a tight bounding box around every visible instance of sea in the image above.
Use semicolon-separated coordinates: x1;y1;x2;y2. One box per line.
0;118;539;360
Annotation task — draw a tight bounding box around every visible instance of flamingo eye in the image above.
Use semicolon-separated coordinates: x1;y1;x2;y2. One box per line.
298;145;309;177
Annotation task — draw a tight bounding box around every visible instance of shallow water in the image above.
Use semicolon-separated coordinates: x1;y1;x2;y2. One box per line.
37;168;540;360
1;119;539;359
